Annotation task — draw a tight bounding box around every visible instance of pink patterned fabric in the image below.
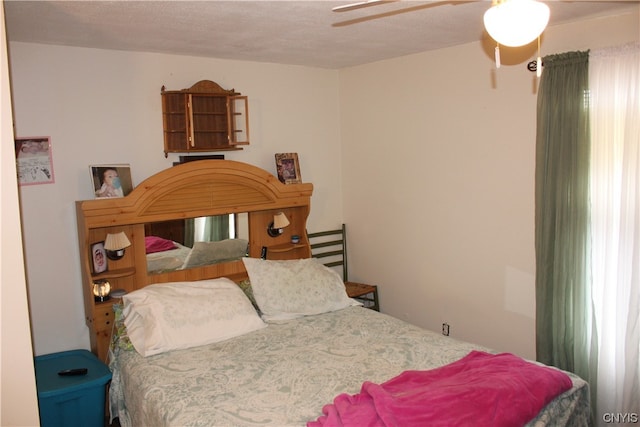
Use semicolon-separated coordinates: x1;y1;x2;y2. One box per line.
144;236;177;254
308;351;572;427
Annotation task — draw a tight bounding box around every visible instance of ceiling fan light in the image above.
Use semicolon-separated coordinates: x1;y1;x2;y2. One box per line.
484;0;550;47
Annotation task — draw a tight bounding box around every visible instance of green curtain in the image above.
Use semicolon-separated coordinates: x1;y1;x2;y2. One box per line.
183;215;231;247
535;51;597;389
201;215;231;241
184;218;195;247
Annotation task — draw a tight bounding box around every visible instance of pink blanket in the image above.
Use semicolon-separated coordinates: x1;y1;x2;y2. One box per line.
308;350;572;427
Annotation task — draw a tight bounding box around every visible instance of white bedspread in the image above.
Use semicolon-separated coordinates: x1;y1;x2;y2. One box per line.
109;306;590;427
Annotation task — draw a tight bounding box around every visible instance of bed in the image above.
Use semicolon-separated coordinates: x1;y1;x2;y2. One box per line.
76;160;589;426
110;259;590;427
109;310;590;426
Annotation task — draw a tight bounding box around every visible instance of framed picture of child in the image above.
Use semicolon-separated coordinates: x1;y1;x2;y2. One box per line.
90;164;133;199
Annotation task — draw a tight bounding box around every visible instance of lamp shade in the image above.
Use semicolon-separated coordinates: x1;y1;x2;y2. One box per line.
484;0;550;47
273;212;290;229
104;231;131;251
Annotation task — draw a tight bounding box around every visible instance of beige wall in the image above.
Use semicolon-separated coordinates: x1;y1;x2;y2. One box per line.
339;8;639;359
7;5;639;363
8;44;343;356
1;2;40;425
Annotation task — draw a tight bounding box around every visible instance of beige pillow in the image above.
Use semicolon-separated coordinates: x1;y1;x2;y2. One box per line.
147;256;184;273
241;257;360;322
182;239;248;269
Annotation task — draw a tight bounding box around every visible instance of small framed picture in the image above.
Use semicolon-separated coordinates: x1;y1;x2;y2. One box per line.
90;164;133;198
91;241;108;274
275;153;302;184
14;136;55;186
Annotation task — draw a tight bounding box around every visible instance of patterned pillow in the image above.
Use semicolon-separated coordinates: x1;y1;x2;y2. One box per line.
241;257;360;322
111;303;134;351
123;278;266;357
237;279;259;310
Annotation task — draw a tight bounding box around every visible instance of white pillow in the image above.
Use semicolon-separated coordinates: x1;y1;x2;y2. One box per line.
241;257;360;322
122;278;266;357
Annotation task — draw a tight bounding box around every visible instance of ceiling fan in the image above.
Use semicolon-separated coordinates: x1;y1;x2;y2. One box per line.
332;0;550;47
332;1;466;28
332;0;550;73
332;0;400;13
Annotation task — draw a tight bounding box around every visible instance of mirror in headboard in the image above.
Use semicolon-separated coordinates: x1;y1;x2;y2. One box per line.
144;213;249;274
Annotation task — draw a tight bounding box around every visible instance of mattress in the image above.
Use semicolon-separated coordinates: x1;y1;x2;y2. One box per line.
109;306;590;427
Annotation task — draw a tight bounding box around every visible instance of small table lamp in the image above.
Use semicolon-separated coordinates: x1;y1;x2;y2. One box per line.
92;280;111;302
104;231;131;260
267;212;290;237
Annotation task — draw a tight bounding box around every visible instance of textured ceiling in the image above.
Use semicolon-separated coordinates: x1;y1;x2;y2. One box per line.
4;0;637;69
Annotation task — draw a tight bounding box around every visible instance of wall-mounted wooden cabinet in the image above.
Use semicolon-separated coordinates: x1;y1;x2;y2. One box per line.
161;80;249;157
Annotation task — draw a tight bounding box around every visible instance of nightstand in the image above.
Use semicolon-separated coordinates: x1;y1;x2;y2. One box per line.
345;281;379;312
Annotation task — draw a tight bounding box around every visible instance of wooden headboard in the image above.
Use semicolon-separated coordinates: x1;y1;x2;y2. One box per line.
76;160;313;360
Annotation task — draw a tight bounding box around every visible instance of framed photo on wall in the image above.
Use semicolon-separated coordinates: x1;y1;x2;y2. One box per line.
91;241;108;274
90;164;133;198
275;153;302;184
14;136;55;186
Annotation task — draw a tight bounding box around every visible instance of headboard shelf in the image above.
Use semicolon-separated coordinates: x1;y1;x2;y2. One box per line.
269;243;308;253
76;160;314;360
91;267;136;281
77;160;313;227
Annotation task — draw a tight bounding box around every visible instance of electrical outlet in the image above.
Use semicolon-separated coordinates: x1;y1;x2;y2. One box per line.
442;323;450;336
